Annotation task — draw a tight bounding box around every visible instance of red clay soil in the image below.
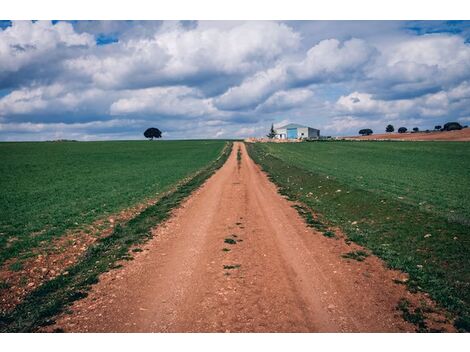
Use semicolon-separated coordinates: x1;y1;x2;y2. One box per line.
46;142;452;332
347;128;470;141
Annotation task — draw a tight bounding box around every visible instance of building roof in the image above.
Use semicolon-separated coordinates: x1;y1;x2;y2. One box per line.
277;123;318;130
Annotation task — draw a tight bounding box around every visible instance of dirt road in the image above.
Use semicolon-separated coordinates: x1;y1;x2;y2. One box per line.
48;142;433;332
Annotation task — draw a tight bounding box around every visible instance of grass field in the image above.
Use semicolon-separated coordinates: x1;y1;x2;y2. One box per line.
0;140;227;266
0;140;231;331
247;141;470;331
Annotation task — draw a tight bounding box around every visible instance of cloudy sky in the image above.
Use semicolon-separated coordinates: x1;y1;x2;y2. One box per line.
1;20;470;141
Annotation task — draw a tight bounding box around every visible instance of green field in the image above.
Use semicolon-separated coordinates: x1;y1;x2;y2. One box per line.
247;141;470;331
0;140;226;265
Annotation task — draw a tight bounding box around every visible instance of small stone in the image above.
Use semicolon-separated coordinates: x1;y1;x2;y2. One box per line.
327;304;335;310
424;234;432;238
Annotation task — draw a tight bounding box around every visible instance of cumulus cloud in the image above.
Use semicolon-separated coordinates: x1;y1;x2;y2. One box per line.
0;83;113;119
62;21;299;91
289;38;376;84
367;34;470;99
0;21;94;88
256;88;314;113
109;86;218;117
1;20;470;140
214;38;376;111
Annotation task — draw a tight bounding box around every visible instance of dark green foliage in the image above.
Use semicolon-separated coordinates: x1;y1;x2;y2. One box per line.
0;140;226;266
224;238;237;245
322;230;336;238
341;250;369;261
223;264;241;270
397;298;428;332
398;127;407;133
386;124;394;133
143;127;162;140
267;124;276;139
435;125;442;130
247;141;470;331
9;262;23;272
443;122;463;131
412;127;419;132
0;142;232;332
358;128;373;136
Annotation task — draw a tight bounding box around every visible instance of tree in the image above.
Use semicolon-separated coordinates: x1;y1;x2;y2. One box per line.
412;127;419;133
442;122;463;131
144;127;162;140
386;124;394;133
434;125;442;130
358;128;373;136
398;127;407;133
267;124;276;139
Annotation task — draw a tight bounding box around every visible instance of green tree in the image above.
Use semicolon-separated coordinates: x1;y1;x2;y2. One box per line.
386;124;394;133
267;124;276;139
144;127;162;140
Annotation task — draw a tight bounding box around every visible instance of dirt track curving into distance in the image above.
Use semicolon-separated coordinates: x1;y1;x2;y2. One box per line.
46;142;449;332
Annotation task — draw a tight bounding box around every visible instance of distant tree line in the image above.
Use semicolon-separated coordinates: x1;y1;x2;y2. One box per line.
358;121;467;136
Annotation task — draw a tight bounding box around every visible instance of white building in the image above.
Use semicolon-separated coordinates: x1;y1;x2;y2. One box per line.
275;123;320;140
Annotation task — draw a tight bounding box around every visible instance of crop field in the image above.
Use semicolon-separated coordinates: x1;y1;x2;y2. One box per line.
247;141;470;331
0;140;227;266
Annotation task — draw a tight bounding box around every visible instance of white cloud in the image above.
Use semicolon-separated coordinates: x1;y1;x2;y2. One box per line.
289;38;376;83
0;21;94;79
214;65;288;110
1;21;470;140
63;21;300;90
0;84;111;115
109;86;219;117
214;38;375;111
256;88;314;112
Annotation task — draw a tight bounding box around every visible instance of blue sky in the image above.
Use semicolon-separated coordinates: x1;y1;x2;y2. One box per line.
0;20;470;140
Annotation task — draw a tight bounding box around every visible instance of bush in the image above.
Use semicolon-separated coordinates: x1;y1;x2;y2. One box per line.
412;127;419;133
435;125;442;130
398;127;407;133
358;128;373;136
386;124;394;133
442;122;463;131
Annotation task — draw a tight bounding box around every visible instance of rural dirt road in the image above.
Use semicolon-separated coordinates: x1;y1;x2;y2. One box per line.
48;142;433;332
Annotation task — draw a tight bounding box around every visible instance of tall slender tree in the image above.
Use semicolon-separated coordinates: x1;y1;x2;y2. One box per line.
267;124;276;139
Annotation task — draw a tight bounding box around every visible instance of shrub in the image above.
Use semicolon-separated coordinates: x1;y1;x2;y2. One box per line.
398;127;407;133
435;125;442;130
358;128;373;136
442;122;463;131
386;124;394;133
412;127;419;133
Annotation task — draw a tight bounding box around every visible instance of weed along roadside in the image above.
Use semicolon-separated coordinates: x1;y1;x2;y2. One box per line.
246;142;470;332
0;142;232;332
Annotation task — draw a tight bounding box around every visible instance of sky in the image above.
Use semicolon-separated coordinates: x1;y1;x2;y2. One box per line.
1;20;470;141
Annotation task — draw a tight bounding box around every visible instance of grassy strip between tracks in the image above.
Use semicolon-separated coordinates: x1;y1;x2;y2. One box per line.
246;142;469;332
0;142;232;332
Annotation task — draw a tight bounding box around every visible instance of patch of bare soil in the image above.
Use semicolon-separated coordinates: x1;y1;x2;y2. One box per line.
44;142;453;332
346;128;470;141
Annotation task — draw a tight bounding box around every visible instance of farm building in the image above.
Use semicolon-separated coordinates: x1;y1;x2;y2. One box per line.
275;123;320;140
